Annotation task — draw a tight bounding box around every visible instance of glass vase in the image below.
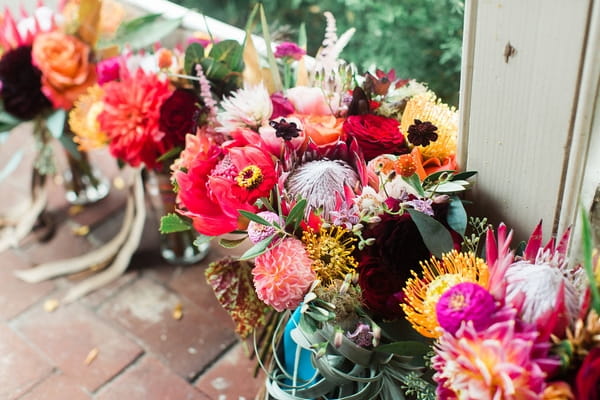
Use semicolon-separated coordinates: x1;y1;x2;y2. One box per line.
146;170;210;265
63;150;110;205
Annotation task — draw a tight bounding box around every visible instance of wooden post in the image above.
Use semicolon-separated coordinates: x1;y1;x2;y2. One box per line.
459;0;600;247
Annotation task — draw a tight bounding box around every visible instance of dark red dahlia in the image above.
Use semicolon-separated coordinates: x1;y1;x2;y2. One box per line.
0;46;51;120
159;88;201;148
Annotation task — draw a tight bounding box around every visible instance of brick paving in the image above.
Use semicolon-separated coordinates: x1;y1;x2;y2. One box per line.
0;126;265;399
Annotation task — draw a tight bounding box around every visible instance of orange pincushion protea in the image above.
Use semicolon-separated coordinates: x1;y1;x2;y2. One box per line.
401;250;489;338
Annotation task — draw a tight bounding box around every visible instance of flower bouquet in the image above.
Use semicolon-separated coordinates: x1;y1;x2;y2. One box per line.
11;1;207;300
160;8;474;399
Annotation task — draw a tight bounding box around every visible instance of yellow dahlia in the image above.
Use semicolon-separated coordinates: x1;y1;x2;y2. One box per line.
69;84;108;151
302;226;358;285
400;92;458;161
401;250;489;338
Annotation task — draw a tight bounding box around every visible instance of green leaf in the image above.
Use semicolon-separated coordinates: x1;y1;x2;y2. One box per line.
239;210;271;226
407;209;454;258
156;146;182;163
422;170;453;187
375;341;430;358
435;181;469;193
46;109;66;138
581;207;600;313
219;237;247;248
200;58;233;82
285;198;307;230
209;40;244;72
402;174;425;197
447;196;467;236
193;234;212;249
453;171;477;181
160;213;192;234
102;13;182;51
0;108;22;132
184;42;205;76
298;23;307;49
299;312;318;334
0;150;23;183
239;235;274;260
305;309;334;322
58;134;82;161
259;4;283;92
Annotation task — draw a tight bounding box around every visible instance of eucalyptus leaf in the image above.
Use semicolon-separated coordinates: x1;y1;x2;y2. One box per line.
103;13;182;51
407;209;454;258
402;174;425;197
0;150;23;183
46;109;66;138
453;170;477;181
160;213;192;234
184;42;205;75
447;196;467;236
0;109;22;130
286;198;307;229
434;181;468;193
219;237;247;248
193;234;212;248
423;170;453;187
239;235;274;260
239;210;271;226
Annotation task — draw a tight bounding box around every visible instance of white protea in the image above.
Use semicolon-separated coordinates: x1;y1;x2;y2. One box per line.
216;82;273;132
285;159;359;220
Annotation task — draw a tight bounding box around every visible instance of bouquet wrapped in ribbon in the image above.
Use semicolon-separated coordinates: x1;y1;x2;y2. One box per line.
161;9;474;399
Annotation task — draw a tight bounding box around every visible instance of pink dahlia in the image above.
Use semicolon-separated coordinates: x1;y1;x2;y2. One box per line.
99;68;173;169
433;305;557;400
252;238;315;312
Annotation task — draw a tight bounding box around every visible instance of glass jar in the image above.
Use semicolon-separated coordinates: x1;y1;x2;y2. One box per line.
63;150;110;205
145;170;210;264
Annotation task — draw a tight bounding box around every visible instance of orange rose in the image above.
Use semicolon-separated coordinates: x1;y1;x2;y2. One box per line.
32;32;96;109
296;114;344;147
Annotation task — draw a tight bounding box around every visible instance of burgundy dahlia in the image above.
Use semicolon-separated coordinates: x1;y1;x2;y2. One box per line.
0;46;51;120
159;88;201;148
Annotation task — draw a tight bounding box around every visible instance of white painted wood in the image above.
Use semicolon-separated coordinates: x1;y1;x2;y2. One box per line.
460;0;595;242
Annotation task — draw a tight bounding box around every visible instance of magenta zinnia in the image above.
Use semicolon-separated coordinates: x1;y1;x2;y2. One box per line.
252;238;315;312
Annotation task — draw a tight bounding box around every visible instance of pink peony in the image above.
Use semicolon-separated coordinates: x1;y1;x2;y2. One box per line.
252;238;315;312
286;86;334;116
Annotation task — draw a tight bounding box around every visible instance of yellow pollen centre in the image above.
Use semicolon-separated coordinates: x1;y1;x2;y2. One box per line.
449;292;467;312
236;165;263;190
423;273;463;313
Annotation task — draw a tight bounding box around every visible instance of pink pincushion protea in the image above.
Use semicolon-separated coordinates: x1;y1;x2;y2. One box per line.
436;282;496;335
433;305;558;400
252;238;315;312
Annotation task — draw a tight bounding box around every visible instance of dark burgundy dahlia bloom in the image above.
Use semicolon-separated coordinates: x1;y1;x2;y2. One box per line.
0;45;51;120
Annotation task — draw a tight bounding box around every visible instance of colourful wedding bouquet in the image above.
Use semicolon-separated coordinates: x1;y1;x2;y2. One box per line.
159;10;478;399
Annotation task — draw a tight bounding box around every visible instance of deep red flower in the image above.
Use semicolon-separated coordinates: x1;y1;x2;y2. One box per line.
357;198;457;320
159;88;201;149
343;114;408;161
270;92;295;119
175;145;277;236
0;45;51;119
576;348;600;400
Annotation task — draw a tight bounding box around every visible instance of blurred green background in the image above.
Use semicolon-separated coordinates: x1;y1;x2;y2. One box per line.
172;0;464;105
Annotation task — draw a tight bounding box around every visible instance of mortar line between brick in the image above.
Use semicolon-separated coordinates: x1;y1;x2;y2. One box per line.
90;351;147;397
189;338;238;385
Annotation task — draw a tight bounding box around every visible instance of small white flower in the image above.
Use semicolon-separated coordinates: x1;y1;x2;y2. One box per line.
217;83;273;132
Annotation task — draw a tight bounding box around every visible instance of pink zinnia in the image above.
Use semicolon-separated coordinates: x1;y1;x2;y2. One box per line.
98;68;173;169
436;282;496;336
433;305;558;400
252;238;315;312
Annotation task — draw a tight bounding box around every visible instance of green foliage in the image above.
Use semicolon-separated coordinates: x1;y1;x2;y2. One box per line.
99;13;182;51
173;0;464;104
160;213;192;234
407;208;454;258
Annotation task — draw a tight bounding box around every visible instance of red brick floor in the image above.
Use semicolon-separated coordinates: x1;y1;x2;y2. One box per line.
0;127;265;399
